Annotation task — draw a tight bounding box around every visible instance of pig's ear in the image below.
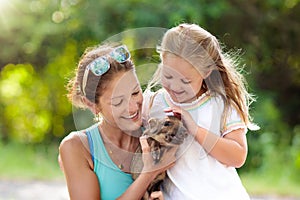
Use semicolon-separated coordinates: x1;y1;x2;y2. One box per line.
148;118;158;127
148;118;159;133
179;125;189;138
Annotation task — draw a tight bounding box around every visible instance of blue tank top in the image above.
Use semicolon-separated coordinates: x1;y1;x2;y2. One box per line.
85;124;133;200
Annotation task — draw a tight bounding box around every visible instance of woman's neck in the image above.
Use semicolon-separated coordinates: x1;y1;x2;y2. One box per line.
99;121;138;150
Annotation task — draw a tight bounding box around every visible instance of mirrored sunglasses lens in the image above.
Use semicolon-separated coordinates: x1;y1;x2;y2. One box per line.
90;57;110;76
111;47;130;63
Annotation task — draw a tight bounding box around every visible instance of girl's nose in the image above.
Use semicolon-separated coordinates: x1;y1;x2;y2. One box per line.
170;81;181;91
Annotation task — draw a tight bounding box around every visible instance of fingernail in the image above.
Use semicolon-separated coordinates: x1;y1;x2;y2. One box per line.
140;135;148;139
165;112;174;116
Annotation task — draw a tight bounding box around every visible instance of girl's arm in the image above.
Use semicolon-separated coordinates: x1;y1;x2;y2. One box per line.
195;127;247;168
59;133;100;200
165;107;247;168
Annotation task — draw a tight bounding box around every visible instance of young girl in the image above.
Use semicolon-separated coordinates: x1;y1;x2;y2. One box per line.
143;23;258;200
59;43;173;200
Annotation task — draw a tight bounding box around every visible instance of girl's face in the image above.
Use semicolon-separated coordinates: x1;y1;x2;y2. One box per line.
161;54;204;103
99;70;143;133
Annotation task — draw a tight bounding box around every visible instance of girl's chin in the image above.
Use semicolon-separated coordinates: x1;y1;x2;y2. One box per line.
171;95;187;103
171;94;198;104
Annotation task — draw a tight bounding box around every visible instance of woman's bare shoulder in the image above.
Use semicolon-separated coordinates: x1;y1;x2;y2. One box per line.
59;131;89;155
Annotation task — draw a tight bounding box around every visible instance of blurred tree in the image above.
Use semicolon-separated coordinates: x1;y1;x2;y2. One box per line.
0;64;51;142
0;0;299;175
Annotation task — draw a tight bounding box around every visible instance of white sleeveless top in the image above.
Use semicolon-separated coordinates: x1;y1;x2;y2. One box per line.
142;89;250;200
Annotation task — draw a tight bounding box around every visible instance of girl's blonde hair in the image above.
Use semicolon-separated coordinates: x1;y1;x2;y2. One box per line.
67;44;134;109
148;23;256;129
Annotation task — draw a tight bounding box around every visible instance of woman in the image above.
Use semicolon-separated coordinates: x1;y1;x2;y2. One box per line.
59;44;173;200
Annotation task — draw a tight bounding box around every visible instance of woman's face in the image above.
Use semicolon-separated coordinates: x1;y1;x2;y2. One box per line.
99;70;143;133
161;54;204;103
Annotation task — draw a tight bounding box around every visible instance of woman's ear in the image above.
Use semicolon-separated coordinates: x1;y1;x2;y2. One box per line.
82;96;100;114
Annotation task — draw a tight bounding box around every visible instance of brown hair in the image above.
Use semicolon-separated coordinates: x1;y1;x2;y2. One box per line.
67;44;134;108
148;23;256;129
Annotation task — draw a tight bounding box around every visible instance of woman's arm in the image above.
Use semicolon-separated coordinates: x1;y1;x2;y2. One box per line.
117;172;160;200
60;133;173;200
117;136;175;200
59;133;100;200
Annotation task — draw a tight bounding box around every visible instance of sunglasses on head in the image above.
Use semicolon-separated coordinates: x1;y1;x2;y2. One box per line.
81;45;131;96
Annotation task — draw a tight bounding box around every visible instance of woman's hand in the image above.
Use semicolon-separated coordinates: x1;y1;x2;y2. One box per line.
164;107;198;136
139;136;176;176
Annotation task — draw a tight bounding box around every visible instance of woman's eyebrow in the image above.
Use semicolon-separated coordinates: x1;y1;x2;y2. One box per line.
133;84;139;90
111;84;139;100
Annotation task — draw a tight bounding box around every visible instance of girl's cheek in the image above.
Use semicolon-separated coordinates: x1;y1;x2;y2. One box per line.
161;78;170;88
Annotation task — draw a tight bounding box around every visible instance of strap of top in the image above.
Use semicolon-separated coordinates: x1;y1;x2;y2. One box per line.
85;123;119;170
85;124;133;200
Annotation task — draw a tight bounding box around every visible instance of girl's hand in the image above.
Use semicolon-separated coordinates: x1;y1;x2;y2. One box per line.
139;136;176;176
164;107;198;136
149;191;164;200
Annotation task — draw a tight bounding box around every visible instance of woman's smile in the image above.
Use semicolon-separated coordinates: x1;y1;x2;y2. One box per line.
123;110;139;120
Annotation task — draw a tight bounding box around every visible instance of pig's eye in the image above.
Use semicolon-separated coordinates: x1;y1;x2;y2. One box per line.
164;121;172;126
165;135;171;141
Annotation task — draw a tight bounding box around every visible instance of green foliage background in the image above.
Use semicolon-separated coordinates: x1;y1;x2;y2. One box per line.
0;0;299;188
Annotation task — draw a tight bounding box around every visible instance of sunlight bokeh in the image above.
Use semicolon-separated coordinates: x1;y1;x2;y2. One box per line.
0;0;15;31
0;0;13;14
